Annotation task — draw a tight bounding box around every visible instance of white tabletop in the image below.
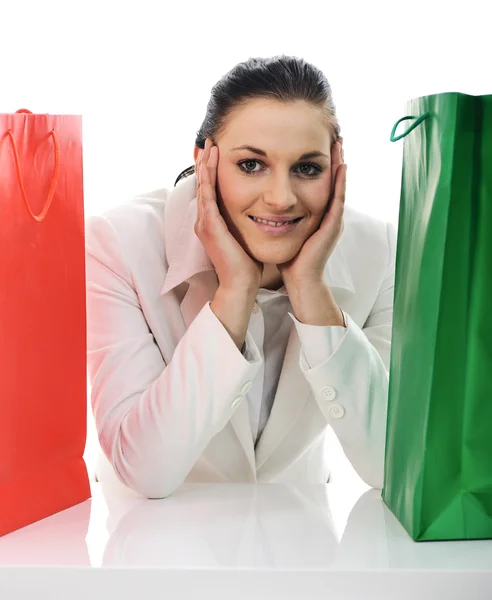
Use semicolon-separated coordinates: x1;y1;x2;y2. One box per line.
0;480;491;600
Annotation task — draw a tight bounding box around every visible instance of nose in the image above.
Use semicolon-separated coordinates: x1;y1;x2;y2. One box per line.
262;175;297;211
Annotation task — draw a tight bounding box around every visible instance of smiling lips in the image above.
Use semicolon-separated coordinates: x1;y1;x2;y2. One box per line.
248;215;304;235
250;215;303;227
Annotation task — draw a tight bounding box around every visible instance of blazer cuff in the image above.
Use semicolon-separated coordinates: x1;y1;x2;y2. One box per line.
298;308;378;405
288;310;348;369
296;310;388;488
241;331;263;363
204;302;262;367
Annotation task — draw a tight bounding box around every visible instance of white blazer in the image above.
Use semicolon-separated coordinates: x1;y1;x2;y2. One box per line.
85;173;397;498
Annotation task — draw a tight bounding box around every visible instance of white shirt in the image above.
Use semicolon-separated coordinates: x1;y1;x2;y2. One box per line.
244;287;346;445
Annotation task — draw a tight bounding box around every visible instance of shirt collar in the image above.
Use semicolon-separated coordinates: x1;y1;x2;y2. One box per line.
160;172;355;296
160;173;214;296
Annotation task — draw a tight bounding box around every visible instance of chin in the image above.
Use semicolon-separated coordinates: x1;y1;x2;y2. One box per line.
247;245;300;266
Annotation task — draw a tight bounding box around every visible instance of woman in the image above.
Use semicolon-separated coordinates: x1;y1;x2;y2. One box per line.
86;55;397;499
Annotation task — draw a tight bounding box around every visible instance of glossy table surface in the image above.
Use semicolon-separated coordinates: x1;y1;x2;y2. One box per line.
0;480;491;599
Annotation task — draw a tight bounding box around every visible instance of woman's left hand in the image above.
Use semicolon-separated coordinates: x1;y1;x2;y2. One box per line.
278;146;347;288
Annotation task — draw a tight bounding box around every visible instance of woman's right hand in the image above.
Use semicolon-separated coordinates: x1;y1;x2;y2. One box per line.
195;138;263;293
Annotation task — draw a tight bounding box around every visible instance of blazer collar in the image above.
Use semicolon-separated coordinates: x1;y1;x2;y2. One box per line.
160;172;355;296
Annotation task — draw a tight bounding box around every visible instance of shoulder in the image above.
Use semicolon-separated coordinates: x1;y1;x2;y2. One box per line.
86;187;170;239
339;205;396;291
342;204;395;263
85;187;171;266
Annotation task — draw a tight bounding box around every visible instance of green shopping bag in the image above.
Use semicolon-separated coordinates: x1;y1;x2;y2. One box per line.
382;92;492;541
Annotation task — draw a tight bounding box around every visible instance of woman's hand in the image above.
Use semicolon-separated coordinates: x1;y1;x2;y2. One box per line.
195;138;263;294
278;145;347;288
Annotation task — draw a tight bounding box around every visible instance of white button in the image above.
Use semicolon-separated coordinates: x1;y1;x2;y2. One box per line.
241;381;252;395
320;386;337;401
329;404;345;419
231;396;243;411
252;302;259;314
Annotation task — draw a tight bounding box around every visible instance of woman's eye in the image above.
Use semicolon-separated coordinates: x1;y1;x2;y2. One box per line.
237;159;323;178
238;159;262;174
297;163;323;177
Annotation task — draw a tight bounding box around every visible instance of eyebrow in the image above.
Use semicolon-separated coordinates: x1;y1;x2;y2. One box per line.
230;145;329;160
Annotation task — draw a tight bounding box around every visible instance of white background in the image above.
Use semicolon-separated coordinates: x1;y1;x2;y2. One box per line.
1;0;490;494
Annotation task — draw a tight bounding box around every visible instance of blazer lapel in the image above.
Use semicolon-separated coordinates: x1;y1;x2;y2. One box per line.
179;271;256;478
254;324;311;471
254;241;356;474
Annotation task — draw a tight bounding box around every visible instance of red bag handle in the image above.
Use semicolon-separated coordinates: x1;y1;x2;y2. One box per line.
7;109;60;223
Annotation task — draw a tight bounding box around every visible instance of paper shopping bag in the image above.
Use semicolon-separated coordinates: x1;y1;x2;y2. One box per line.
0;109;91;537
382;93;492;541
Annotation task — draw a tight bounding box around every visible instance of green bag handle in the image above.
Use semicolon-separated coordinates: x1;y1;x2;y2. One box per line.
390;112;430;142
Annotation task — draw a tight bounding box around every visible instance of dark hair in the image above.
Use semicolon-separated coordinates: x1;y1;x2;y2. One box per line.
174;54;341;187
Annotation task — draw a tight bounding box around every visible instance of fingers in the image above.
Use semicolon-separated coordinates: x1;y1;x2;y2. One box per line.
199;143;214;211
196;163;203;222
321;163;346;237
196;138;213;223
196;138;222;233
337;140;344;163
331;163;347;237
334;163;347;205
196;150;203;223
207;140;218;190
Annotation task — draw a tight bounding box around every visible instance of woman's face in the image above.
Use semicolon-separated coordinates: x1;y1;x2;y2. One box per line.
195;98;343;266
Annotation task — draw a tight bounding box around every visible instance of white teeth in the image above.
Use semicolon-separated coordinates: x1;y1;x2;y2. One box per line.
252;217;297;226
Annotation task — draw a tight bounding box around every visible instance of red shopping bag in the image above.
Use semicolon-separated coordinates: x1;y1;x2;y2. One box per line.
0;109;91;537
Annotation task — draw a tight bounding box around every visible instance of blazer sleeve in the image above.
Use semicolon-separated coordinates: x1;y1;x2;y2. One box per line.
298;220;397;489
85;214;263;499
290;315;348;368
